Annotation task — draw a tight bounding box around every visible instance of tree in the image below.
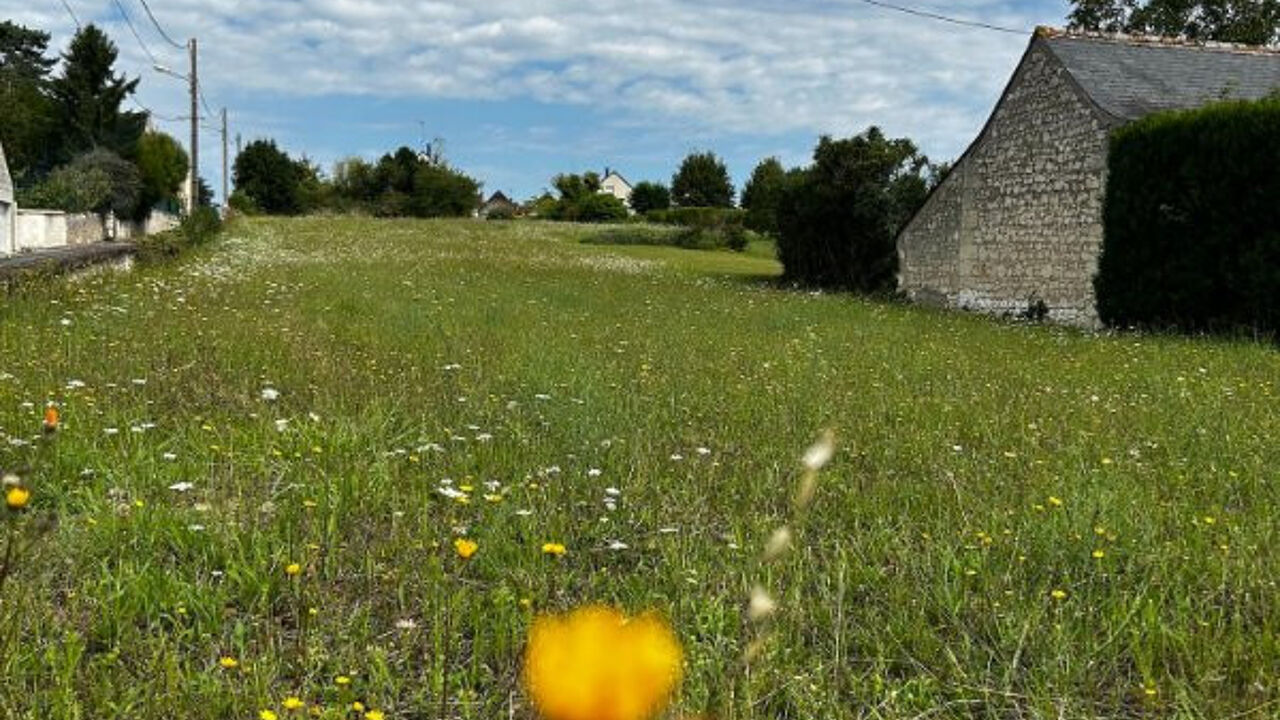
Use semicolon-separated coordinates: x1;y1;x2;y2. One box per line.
775;128;931;292
0;21;57;182
21;149;142;217
672;152;734;208
740;157;787;236
48;25;146;163
134;131;189;217
629;181;671;214
234;139;303;215
1067;0;1280;44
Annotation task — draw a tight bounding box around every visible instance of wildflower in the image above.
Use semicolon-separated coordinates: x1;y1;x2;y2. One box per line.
748;586;777;621
1092;549;1106;559
454;538;479;560
541;542;567;557
43;405;60;433
218;656;239;669
285;563;302;577
335;675;351;687
5;485;31;511
283;697;306;711
261;387;280;402
1051;589;1068;600
1048;496;1064;507
351;702;365;712
260;711;279;720
365;712;385;720
524;606;683;720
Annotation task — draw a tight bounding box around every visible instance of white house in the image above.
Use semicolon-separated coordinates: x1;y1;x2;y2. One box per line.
600;168;633;206
0;139;14;255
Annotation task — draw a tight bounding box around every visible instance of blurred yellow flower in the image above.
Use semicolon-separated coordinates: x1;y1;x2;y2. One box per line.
541;543;567;557
5;486;31;510
335;675;351;687
523;605;683;720
1051;589;1068;600
283;697;305;711
365;711;385;720
454;538;479;560
259;711;278;720
218;656;238;669
285;563;302;577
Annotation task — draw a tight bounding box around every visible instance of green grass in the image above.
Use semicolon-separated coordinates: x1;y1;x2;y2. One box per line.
0;216;1276;719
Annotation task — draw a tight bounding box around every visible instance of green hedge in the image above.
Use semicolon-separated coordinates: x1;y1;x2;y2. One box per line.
643;207;749;251
1095;97;1280;336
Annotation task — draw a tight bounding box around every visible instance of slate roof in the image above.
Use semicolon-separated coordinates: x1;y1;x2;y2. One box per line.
1042;33;1280;121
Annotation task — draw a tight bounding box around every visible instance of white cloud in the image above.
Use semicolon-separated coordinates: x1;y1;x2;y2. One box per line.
19;0;1068;167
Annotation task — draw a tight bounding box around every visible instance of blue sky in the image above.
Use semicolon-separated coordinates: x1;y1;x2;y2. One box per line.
8;0;1071;202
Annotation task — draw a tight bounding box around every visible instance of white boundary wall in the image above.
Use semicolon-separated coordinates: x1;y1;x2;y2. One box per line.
7;209;181;253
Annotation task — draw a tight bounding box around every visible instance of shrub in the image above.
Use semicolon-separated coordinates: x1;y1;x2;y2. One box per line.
135;206;223;263
233;139;302;215
18;149;142;217
629;181;671;214
642;207;750;251
776;129;930;292
575;193;629;223
1095;96;1280;336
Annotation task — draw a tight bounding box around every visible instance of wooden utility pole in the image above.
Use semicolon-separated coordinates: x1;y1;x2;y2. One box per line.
188;37;198;214
221;107;229;211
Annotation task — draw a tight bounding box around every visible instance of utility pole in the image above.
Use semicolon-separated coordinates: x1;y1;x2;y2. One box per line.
221;107;229;212
188;37;198;215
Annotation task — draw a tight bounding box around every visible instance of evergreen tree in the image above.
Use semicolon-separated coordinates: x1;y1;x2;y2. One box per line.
671;152;734;208
49;25;147;163
0;21;57;181
740;157;787;236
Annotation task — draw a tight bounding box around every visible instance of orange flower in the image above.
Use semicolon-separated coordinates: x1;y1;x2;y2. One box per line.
43;405;59;433
523;606;683;720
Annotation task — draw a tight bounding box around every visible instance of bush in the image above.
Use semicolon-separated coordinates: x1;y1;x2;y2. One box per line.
629;181;671;214
1095;96;1280;336
642;207;750;251
19;149;142;217
776;129;930;292
135;206;223;263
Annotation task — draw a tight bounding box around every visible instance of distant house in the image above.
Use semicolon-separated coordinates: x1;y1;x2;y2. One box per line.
897;27;1280;326
0;140;13;255
600;168;633;207
479;191;519;218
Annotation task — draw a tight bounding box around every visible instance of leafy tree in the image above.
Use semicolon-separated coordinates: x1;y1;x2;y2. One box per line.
775;128;931;292
545;172;624;221
134;131;189;217
629;181;671;214
21;149;142;217
48;25;146;163
0;21;57;182
671;152;734;208
740;157;787;236
407;163;481;217
1067;0;1280;44
233;139;303;215
328;147;479;218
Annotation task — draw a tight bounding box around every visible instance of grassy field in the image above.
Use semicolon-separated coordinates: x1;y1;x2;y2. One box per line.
0;217;1276;719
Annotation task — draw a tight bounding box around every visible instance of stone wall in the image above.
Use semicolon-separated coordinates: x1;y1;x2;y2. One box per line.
898;40;1116;326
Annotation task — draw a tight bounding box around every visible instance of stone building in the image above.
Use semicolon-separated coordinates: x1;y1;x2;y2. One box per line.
897;28;1280;325
0;140;13;255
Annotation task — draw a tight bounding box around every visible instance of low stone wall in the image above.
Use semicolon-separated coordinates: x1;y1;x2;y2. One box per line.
9;209;179;252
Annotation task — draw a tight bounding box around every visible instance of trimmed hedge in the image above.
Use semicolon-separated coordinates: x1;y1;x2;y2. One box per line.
644;207;749;251
1095;97;1280;336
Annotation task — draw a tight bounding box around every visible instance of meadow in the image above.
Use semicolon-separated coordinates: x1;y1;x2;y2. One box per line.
0;216;1276;719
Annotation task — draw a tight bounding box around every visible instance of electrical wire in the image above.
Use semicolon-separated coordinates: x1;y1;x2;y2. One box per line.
111;0;162;66
57;0;82;28
851;0;1027;34
135;0;187;49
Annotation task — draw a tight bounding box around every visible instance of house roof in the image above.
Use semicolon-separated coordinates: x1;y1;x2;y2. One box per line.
486;191;513;205
1041;31;1280;121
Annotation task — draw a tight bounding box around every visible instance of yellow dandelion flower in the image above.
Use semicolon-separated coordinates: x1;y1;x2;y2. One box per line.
454;538;479;560
365;711;385;720
283;697;305;711
218;656;239;669
285;563;302;577
1092;549;1106;559
351;701;365;712
1051;589;1068;600
1047;496;1063;508
523;605;683;720
5;486;31;510
259;711;279;720
335;675;351;687
541;542;567;557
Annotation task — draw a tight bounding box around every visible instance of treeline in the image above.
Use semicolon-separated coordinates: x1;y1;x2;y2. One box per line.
0;21;195;218
230;142;480;218
538;130;944;292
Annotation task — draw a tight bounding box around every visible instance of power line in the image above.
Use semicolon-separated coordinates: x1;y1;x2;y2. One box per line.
110;0;162;66
135;0;187;49
851;0;1027;34
57;0;82;29
198;84;214;116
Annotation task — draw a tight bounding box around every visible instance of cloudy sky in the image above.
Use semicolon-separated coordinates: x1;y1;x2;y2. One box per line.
8;0;1070;201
